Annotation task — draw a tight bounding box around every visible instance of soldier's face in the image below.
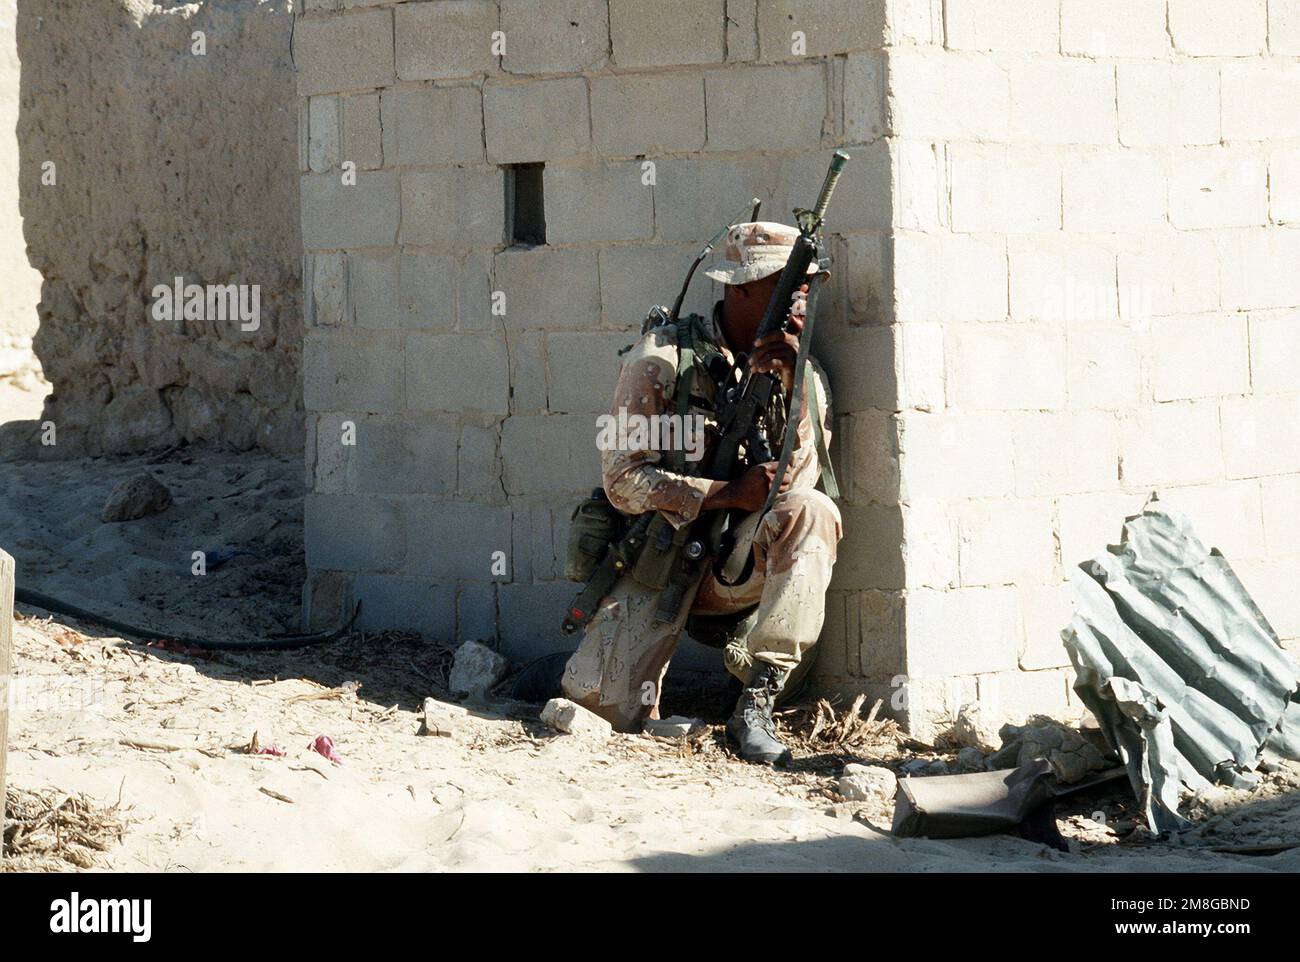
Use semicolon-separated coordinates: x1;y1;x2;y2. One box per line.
721;274;781;353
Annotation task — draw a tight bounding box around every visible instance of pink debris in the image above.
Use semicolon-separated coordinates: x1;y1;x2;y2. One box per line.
253;744;286;757
309;735;342;765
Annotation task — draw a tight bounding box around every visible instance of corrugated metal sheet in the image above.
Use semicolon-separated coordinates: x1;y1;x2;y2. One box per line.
1062;502;1300;834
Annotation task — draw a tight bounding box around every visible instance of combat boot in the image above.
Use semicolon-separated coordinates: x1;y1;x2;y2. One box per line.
726;662;792;767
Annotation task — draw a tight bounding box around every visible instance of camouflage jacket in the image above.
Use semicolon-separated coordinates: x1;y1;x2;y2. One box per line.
601;305;833;529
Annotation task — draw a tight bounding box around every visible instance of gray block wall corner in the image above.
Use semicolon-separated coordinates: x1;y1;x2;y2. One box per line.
294;0;902;699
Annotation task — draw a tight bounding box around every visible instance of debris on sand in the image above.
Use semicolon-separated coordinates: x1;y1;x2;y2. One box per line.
782;693;897;755
837;763;896;802
3;787;124;871
541;697;611;740
448;640;509;699
100;473;172;523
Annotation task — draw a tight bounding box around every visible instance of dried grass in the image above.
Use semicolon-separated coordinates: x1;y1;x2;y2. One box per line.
3;787;125;872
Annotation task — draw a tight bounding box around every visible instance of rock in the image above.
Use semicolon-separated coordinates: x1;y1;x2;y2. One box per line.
900;758;932;776
643;715;699;738
838;763;896;801
448;640;509;698
540;698;611;740
987;719;1109;783
956;746;986;772
422;697;469;737
951;703;1001;752
101;473;172;522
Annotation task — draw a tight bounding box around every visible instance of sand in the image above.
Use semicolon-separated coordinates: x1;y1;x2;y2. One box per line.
3;443;1300;872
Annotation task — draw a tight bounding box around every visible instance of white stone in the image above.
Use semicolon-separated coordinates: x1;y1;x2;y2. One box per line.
448;641;510;698
838;763;897;801
540;697;612;739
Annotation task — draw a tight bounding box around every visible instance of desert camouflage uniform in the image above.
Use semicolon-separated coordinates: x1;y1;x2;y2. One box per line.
561;306;842;732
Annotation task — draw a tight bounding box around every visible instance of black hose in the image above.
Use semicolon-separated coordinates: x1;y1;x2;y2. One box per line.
14;586;361;652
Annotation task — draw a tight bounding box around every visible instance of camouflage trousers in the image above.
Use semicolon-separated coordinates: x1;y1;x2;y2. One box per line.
560;488;842;732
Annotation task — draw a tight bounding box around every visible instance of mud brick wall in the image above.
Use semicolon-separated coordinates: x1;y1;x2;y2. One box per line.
296;0;898;679
884;0;1300;734
13;0;302;455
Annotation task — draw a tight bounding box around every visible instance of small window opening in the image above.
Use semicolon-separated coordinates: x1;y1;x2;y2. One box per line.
507;163;546;246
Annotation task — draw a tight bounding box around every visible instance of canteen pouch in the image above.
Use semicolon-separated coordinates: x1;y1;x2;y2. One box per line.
631;511;692;591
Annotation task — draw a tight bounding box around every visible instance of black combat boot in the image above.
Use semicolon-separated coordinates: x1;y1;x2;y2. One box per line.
726;663;792;767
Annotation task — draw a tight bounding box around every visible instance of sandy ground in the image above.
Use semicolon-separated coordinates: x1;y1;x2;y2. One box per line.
0;342;47;423
4;443;1300;872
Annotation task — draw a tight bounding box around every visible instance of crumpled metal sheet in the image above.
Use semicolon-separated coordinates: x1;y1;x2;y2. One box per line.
1063;503;1300;834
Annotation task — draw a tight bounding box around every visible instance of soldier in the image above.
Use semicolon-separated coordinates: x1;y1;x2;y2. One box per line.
561;222;842;766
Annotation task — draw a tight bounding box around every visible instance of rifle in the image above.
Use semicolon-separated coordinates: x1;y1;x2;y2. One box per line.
654;150;850;619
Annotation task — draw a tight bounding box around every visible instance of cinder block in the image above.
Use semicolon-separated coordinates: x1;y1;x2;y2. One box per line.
598;244;715;326
1169;0;1267;56
484;78;590;163
754;0;887;60
512;501;560;582
458;583;500;643
1116;230;1219;320
346;416;459;495
458;424;503;499
1018;583;1074;671
406;333;510;414
884;0;943;46
396;253;457;331
896;674;980;738
310;413;349;493
1222;62;1300;141
495;247;601;329
949;144;1060;234
1218;227;1300;311
498;581;579;661
1261;475;1300;558
296;9;395;95
894;322;946;413
347;251;400;329
1062;150;1166;232
819;325;897;412
1221;395;1300;479
1117;62;1219;148
307;251;347;327
774;145;892;232
544;163;654;243
841;409;901;505
303;330;404;412
839;232;890;325
1056;490;1146;569
1160;480;1268;562
704;64;827;152
508;331;548;414
651;155;775;242
1272;0;1300;54
395;0;499;81
609;0;726;68
886;49;1010;142
1249;312;1300;395
404;502;514;580
892;140;946;232
456;251;496;333
898;412;1015;500
1118;401;1224;487
341;93;383;169
300;170;400;249
976;669;1073;725
1150;315;1250;402
381;87;484;166
1236;558;1300;641
946;324;1066;411
901;499;958;589
1009;58;1116;146
853;589;907;680
305;493;406;570
590;73;706;156
546;331;636;413
956;498;1057;589
308;96;339;173
944;0;1058;53
1061;0;1169;57
353;575;456;638
500;0;608;74
1012;411;1121;497
1066;327;1142;410
726;0;759;60
1169;147;1268;230
1271;147;1300;224
831;503;905;591
844;53;886;143
500;415;601;495
893;230;1006;323
400;167;505;247
904;587;1023;677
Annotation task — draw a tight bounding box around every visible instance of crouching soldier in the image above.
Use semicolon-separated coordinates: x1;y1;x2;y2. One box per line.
560;222;842;766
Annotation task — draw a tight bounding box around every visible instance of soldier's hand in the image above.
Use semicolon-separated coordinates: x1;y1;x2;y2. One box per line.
749;284;807;393
712;461;790;512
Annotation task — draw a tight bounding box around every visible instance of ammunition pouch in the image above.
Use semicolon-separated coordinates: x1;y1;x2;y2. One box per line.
630;512;693;591
565;488;625;583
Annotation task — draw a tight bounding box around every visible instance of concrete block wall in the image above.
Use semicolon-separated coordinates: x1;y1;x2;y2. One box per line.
296;0;899;669
885;0;1300;736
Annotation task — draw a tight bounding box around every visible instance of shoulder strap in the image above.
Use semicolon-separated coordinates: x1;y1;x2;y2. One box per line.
669;316;696;473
